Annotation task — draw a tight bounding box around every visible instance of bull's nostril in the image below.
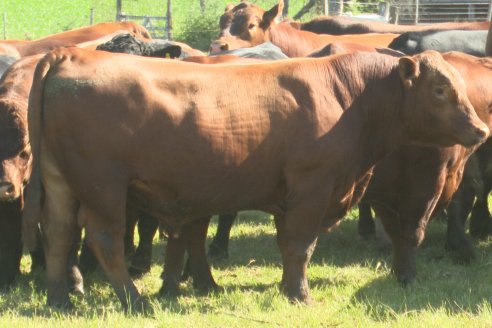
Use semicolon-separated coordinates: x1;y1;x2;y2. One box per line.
220;44;229;51
0;182;14;198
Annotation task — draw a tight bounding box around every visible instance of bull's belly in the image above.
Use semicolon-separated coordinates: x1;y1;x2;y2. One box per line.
129;172;284;227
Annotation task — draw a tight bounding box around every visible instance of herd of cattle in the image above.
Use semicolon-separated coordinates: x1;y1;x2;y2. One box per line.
1;0;492;311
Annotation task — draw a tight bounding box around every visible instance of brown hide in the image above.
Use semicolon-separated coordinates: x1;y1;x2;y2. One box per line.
24;48;488;307
308;42;404;57
183;54;261;64
211;2;397;57
0;21;151;57
0;30;150;290
298;15;490;35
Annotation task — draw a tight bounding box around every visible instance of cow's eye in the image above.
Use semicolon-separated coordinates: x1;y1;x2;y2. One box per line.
435;87;445;97
248;23;256;29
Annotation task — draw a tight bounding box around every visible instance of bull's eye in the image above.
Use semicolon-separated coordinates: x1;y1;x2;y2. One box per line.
435;87;445;98
248;23;256;29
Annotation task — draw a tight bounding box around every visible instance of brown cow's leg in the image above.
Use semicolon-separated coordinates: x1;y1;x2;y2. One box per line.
41;181;79;308
82;206;142;311
161;217;218;296
274;211;319;304
186;217;219;292
377;205;429;285
160;230;186;297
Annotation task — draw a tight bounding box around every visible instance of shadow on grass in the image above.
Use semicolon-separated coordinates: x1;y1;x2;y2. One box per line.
3;210;492;318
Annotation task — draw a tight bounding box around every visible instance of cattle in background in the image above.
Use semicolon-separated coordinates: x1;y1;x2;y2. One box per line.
357;53;492;266
294;14;489;35
0;21;151;58
0;55;47;289
389;30;488;56
0;31;152;291
23;47;487;309
210;2;397;57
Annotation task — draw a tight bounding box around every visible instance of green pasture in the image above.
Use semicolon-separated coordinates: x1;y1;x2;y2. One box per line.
0;209;491;327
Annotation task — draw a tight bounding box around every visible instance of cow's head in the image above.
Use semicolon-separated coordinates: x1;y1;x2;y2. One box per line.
399;51;489;147
210;1;283;54
0;100;31;202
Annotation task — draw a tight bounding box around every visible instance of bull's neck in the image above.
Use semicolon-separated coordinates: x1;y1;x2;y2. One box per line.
320;54;407;175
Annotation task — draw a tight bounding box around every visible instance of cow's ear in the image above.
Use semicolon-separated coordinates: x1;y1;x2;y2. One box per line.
398;56;420;88
225;3;234;12
155;45;182;59
261;0;284;29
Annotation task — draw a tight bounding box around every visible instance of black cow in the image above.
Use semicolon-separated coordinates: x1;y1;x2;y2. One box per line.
389;30;487;56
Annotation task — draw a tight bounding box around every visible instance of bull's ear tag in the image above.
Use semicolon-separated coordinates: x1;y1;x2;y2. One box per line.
398;56;420;89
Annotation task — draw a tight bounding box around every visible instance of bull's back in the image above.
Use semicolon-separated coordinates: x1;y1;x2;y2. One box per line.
39;48;331;213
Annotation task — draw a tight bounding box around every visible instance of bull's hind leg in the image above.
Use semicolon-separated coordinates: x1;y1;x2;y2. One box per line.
82;203;142;311
41;173;79;307
185;217;218;292
160;229;186;297
161;217;218;296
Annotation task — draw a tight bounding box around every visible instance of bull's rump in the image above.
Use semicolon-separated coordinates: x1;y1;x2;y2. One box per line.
40;49;338;219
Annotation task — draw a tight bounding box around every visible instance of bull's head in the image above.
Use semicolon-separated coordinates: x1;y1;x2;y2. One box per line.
399;51;489;147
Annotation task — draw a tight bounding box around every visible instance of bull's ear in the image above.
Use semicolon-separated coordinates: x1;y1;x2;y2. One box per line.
225;3;234;12
261;1;284;29
155;45;182;59
398;56;420;88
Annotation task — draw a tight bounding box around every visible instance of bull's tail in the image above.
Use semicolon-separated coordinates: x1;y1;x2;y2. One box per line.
22;51;59;251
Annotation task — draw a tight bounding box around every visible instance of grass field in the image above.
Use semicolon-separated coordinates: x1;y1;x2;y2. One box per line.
1;209;491;327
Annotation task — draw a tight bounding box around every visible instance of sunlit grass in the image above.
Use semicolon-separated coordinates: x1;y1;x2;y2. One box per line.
1;208;491;326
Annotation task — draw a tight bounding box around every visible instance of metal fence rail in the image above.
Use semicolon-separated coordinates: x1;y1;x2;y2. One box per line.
389;1;492;24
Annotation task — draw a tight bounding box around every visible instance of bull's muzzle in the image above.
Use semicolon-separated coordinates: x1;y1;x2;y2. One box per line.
462;122;490;147
0;181;16;201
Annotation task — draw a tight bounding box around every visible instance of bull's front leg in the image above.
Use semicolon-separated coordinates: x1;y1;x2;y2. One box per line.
376;204;430;285
274;174;330;304
185;216;219;292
